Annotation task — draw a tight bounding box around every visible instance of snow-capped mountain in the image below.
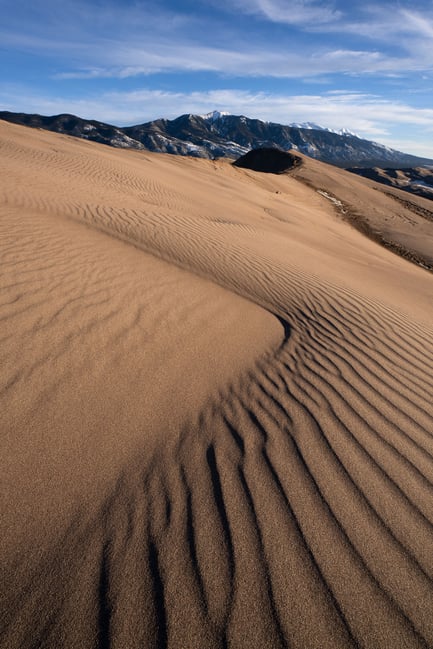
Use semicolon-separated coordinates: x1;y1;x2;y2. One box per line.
288;121;359;137
201;114;360;138
1;110;432;169
200;110;232;122
121;112;433;167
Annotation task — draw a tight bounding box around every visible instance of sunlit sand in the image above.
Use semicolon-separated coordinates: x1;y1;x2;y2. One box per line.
1;119;433;649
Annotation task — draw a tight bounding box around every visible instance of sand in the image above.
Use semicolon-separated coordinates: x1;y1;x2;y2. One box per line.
1;119;433;649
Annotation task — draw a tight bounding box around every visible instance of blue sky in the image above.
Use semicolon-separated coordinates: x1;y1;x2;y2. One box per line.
2;0;433;156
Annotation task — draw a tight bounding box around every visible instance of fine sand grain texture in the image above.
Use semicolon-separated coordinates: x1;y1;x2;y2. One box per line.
1;119;433;649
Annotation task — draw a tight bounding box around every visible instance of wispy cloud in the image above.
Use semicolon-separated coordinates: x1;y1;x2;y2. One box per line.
400;9;433;38
308;3;433;53
225;0;342;26
48;46;417;80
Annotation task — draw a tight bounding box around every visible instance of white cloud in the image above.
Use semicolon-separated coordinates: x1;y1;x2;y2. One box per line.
43;42;433;81
227;0;341;25
390;8;433;38
316;4;433;54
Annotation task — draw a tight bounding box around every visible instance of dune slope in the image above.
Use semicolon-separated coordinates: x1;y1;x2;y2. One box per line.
289;153;433;268
1;120;433;649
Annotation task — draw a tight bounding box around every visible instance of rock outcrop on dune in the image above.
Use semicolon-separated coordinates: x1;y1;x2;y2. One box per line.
1;120;433;649
233;148;303;174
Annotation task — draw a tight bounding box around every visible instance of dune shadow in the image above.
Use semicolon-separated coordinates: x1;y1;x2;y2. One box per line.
148;541;168;649
97;544;112;649
274;314;291;350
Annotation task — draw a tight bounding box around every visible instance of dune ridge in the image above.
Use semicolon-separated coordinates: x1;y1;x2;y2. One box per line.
1;120;433;649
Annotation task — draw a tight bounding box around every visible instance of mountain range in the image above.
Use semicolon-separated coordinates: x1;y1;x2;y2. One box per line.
347;165;433;201
1;109;432;169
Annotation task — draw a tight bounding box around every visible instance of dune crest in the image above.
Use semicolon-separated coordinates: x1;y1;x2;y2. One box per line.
1;120;433;649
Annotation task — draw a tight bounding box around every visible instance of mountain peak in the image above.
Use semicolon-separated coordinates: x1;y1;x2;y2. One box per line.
200;110;232;122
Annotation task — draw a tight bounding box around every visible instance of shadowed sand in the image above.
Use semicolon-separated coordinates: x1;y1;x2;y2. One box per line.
1;120;433;649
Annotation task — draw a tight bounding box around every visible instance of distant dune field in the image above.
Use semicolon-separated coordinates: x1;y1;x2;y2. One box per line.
1;119;433;649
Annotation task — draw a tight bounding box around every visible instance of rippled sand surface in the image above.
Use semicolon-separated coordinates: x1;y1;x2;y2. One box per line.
1;120;433;649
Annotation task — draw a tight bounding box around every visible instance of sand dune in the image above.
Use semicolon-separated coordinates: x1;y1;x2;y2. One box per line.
1;119;433;649
288;154;433;269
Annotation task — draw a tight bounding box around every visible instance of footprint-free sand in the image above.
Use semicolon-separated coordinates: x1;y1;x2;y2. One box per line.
1;119;433;649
